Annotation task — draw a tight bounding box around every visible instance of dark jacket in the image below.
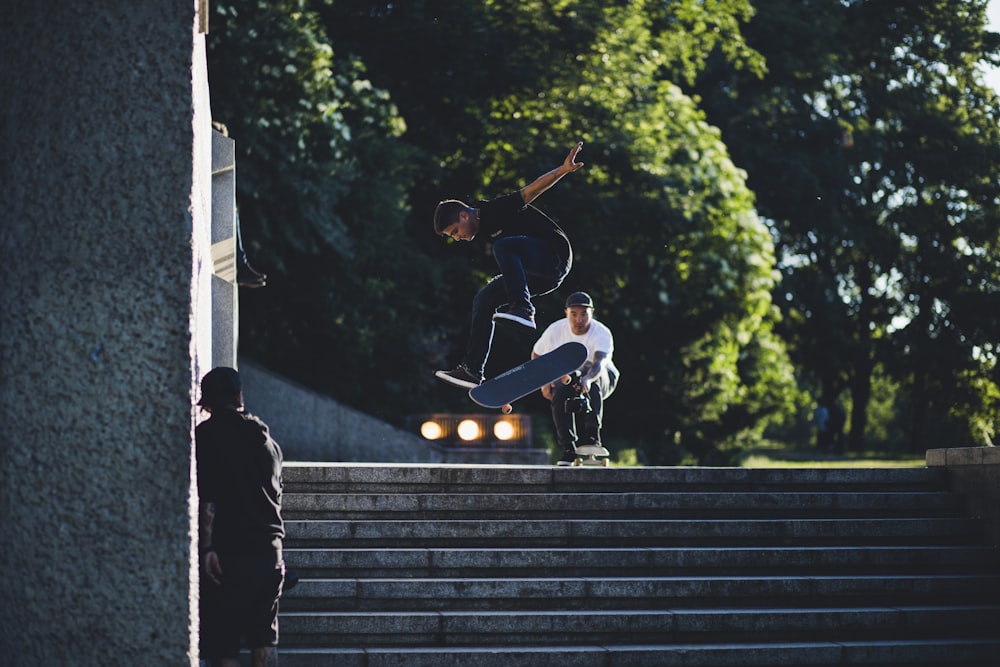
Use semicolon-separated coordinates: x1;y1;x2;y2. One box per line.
196;408;284;554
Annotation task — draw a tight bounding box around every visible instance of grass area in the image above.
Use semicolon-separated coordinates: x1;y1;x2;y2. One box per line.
739;454;925;468
738;444;926;468
611;442;926;468
596;443;926;468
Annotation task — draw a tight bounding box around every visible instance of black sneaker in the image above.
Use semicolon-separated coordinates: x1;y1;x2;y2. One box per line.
555;448;576;466
493;306;536;331
435;365;483;389
237;262;267;288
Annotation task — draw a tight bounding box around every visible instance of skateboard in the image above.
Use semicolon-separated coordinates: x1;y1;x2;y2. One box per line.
469;342;588;413
573;443;610;467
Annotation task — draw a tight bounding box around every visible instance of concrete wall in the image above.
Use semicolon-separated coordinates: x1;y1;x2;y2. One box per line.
926;446;1000;548
0;3;208;665
240;359;435;462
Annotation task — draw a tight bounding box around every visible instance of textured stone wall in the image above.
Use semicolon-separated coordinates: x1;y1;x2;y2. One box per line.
0;2;205;665
926;447;1000;548
239;359;434;462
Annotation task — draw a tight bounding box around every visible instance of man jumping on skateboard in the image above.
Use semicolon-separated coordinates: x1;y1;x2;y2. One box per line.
434;141;585;389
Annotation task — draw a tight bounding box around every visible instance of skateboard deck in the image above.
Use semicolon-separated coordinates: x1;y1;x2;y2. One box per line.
469;342;587;410
573;443;610;467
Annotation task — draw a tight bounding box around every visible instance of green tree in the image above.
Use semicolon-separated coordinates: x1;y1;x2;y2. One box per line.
211;0;802;461
208;0;448;420
696;0;1000;451
319;0;796;462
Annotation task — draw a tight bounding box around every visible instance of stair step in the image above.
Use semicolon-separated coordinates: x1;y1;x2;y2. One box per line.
283;463;947;494
282;491;964;520
279;606;1000;647
277;464;1000;665
281;574;1000;611
285;517;983;548
276;638;1000;667
284;545;996;578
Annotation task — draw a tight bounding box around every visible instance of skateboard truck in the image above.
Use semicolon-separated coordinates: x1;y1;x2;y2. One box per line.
573;443;610;467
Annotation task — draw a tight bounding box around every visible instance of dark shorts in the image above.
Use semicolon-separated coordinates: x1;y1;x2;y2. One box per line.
200;549;284;660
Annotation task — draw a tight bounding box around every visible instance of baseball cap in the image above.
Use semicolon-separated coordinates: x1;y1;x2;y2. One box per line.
565;292;594;308
197;367;242;407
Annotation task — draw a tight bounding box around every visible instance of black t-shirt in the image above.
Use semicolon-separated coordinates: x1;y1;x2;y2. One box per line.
196;408;284;553
478;192;573;266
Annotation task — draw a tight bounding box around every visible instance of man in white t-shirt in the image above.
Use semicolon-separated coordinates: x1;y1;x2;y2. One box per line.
532;292;620;465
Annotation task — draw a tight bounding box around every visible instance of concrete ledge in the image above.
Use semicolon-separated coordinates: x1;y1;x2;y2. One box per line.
926;446;1000;548
926;445;1000;467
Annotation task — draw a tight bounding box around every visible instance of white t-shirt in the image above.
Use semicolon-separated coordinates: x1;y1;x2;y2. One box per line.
533;318;616;378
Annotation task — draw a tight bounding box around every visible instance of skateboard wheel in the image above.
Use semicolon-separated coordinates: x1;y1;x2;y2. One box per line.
501;404;513;414
561;375;573;385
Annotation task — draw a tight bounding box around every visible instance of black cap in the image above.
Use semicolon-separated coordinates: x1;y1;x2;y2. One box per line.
198;367;242;407
565;291;594;309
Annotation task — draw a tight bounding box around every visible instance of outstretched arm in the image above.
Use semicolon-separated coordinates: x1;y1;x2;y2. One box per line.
520;141;585;206
580;352;609;393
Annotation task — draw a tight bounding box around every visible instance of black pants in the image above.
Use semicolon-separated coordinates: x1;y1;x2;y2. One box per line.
550;369;617;448
464;236;569;378
201;548;284;661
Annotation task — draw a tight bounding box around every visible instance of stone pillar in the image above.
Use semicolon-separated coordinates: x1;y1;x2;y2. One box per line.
211;130;239;369
0;2;209;664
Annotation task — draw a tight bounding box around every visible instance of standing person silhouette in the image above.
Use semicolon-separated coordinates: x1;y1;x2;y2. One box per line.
197;367;285;667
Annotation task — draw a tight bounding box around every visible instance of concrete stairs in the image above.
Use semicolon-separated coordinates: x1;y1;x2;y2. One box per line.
277;464;1000;666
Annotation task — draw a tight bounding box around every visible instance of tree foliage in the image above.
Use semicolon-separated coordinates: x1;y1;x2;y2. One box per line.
206;0;795;462
695;0;1000;451
208;0;454;421
306;0;796;463
206;0;1000;461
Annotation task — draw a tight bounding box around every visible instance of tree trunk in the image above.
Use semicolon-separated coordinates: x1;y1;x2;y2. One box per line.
909;364;928;453
848;353;874;452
